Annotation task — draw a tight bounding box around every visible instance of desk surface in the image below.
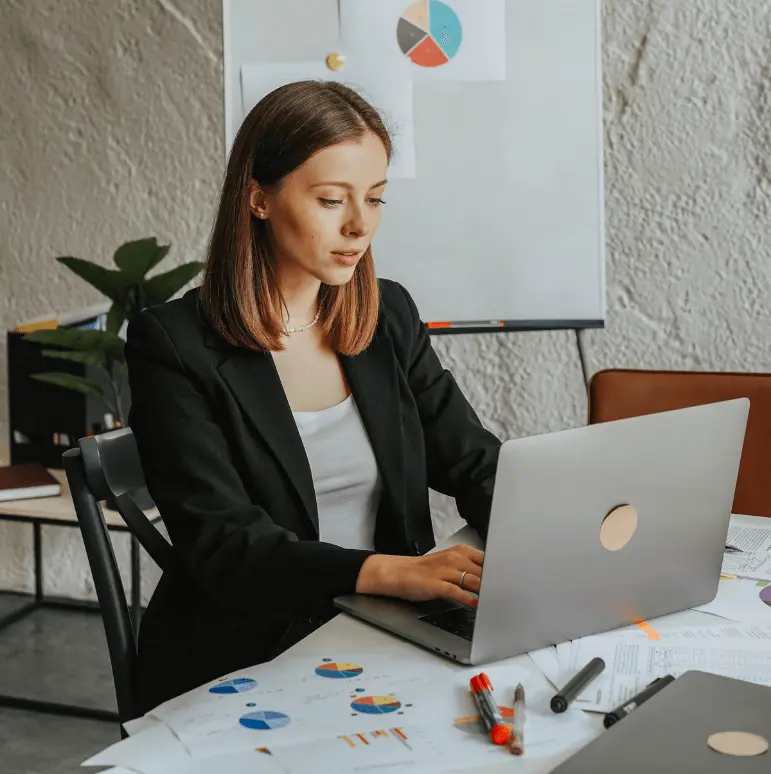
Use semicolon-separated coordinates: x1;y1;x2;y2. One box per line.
0;450;160;527
278;525;723;774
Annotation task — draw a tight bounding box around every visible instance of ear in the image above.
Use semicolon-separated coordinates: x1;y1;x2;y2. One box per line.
248;179;269;219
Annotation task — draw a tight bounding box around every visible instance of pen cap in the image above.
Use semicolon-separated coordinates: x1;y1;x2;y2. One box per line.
550;657;606;713
491;724;511;745
470;673;493;693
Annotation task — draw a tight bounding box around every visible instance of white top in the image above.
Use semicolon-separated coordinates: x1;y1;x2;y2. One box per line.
292;394;382;551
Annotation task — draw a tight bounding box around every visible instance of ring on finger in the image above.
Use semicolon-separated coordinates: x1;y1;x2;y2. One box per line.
459;571;467;589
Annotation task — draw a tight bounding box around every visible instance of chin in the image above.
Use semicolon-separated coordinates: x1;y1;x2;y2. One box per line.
318;265;358;287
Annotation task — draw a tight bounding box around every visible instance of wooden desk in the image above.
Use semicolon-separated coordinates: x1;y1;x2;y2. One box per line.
0;451;160;723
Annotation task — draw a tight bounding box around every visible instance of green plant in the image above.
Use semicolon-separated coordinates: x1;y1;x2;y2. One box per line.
23;237;204;426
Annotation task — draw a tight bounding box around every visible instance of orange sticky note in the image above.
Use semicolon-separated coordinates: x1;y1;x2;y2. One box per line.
635;620;660;640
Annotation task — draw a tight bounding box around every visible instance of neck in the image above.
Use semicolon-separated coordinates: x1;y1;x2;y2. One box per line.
276;264;321;329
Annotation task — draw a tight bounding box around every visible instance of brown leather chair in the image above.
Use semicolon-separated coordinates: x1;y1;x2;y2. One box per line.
588;369;771;518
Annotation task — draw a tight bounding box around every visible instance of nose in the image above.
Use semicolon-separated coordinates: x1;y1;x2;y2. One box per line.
343;206;371;239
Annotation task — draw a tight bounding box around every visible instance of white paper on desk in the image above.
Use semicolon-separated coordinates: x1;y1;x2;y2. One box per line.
150;652;451;758
82;722;191;770
150;750;286;774
721;515;771;580
607;621;771;643
122;714;163;737
527;645;560;688
690;578;771;626
340;0;506;82
270;660;596;772
566;630;771;712
240;61;415;179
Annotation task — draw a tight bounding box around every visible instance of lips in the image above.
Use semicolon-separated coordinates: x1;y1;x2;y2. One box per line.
332;250;364;267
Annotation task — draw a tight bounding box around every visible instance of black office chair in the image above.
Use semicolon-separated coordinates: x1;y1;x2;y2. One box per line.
62;427;174;732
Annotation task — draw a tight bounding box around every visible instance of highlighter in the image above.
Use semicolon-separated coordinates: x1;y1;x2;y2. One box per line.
469;673;511;746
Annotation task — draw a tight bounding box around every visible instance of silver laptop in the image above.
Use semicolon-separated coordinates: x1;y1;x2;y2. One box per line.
334;398;749;665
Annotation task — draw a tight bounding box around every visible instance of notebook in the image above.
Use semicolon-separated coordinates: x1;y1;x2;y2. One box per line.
553;671;771;773
0;462;61;502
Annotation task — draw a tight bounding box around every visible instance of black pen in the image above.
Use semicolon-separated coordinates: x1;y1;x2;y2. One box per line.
550;657;606;713
603;675;676;728
724;544;743;553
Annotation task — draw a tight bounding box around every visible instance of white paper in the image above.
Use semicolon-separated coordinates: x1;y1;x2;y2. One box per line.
151;751;286;774
269;659;596;772
149;652;450;758
122;714;164;737
692;578;771;625
721;514;771;580
340;0;506;82
82;723;191;770
527;646;560;688
565;627;771;712
240;61;415;178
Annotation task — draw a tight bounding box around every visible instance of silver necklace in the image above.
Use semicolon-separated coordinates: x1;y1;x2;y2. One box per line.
285;308;321;334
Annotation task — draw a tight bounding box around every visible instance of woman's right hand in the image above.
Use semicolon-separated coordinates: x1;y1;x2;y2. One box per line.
355;545;483;608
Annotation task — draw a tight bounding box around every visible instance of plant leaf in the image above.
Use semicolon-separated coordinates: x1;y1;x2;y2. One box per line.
24;329;126;359
41;348;107;369
143;261;205;306
30;372;107;399
113;238;171;281
106;303;126;335
57;257;131;303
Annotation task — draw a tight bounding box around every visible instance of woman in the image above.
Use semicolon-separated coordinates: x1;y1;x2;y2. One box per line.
125;79;501;713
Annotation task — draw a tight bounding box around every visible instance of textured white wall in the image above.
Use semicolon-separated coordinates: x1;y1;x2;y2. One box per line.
1;0;770;603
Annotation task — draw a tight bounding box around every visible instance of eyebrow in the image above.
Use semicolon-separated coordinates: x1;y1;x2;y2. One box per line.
311;179;388;190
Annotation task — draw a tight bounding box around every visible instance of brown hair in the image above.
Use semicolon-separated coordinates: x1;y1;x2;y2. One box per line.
200;80;392;354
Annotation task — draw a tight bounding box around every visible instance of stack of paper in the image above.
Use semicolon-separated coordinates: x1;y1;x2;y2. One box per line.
83;651;596;774
529;622;771;713
721;514;771;581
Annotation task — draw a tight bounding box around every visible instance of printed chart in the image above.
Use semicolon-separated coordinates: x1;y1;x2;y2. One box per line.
239;711;292;730
351;695;403;714
397;1;462;67
209;678;257;695
315;661;364;678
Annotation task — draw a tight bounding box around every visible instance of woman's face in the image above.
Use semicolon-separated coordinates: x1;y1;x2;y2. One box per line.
252;131;388;287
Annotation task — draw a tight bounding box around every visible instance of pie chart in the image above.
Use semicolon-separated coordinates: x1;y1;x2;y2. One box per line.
397;1;462;68
760;585;771;606
239;710;291;730
315;661;364;678
351;695;402;714
209;677;257;694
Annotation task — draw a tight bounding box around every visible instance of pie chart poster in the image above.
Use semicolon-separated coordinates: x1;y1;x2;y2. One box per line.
340;0;506;83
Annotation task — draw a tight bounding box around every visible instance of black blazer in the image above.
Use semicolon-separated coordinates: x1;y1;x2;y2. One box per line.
125;278;501;712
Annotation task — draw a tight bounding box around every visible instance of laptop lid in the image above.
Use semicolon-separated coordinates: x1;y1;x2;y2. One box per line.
552;670;771;772
469;398;749;664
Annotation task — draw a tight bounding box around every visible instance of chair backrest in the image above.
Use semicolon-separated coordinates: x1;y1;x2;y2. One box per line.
588;369;771;518
62;427;173;727
79;428;175;571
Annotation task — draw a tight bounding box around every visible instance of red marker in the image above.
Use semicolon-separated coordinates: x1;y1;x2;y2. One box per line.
469;673;511;746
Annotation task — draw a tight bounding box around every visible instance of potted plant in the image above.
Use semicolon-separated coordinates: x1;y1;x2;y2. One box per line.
23;237;204;427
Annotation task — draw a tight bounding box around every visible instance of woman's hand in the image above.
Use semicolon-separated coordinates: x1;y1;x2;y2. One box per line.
355;545;483;608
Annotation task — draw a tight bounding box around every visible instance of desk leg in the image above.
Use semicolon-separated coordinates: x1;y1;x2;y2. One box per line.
34;522;43;601
130;535;142;637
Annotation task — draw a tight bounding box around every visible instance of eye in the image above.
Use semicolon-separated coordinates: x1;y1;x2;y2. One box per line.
368;198;387;206
319;198;343;208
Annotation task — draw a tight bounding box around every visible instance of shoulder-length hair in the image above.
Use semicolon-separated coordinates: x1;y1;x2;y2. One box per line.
199;80;392;355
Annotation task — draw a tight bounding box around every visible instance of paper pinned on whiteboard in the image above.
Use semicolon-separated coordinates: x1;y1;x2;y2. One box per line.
240;60;416;179
339;0;506;83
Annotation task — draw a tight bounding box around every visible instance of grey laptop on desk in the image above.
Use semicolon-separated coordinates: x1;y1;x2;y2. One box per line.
334;398;749;665
552;670;771;773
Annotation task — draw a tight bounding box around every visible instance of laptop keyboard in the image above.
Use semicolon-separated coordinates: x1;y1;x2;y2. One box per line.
418;606;477;641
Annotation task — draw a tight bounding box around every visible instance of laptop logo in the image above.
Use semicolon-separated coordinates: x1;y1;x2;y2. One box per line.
600;504;638;551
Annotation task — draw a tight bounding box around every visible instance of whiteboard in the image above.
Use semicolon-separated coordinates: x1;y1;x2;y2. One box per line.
223;0;605;329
